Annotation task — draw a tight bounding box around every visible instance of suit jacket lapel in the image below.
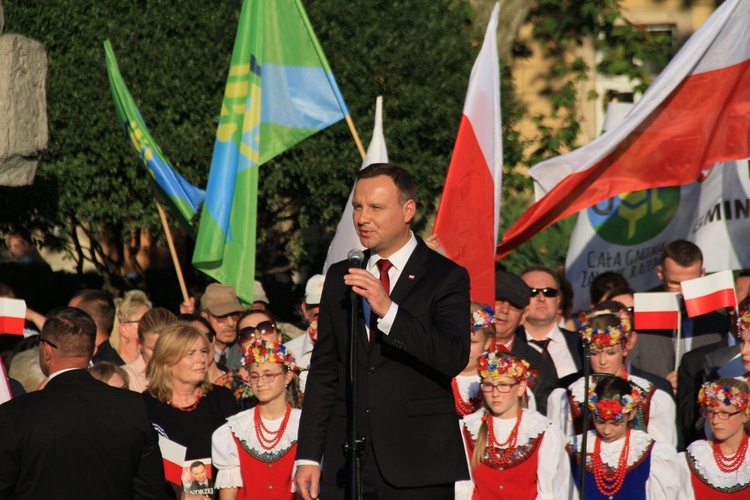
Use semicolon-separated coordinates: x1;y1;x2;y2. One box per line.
389;240;427;305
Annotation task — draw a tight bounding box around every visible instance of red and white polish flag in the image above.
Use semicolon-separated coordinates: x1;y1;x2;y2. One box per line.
0;298;26;336
434;3;502;306
681;270;736;318
158;435;187;485
497;0;750;259
634;292;680;330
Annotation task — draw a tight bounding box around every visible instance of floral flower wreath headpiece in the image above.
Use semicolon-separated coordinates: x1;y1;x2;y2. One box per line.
477;350;530;382
472;305;495;332
587;386;642;423
697;381;750;414
578;309;631;350
737;309;750;337
241;339;298;372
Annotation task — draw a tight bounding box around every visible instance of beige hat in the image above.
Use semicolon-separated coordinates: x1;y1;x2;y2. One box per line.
304;274;326;305
200;284;244;316
253;280;269;304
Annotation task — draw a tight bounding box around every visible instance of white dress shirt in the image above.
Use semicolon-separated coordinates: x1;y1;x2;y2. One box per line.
524;324;578;379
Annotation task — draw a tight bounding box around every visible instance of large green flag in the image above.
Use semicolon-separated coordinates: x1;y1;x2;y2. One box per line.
192;0;348;303
104;39;205;237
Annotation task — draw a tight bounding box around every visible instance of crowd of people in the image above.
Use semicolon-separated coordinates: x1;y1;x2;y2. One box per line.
1;163;749;499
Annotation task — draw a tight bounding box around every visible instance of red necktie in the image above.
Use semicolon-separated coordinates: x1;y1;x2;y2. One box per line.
370;259;393;344
495;344;510;353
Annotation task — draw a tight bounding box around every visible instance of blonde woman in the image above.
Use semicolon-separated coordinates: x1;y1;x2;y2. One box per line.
141;322;238;496
112;290;152;364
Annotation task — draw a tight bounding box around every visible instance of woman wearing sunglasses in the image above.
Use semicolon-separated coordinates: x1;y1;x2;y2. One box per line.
679;378;750;498
216;311;300;410
212;340;301;499
457;350;569;499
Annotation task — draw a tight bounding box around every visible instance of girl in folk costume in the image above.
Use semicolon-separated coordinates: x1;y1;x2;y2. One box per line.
547;305;677;447
679;379;750;498
569;375;681;499
212;340;302;500
453;304;496;417
460;351;569;499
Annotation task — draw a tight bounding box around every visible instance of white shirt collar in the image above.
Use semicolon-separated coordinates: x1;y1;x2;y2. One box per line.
367;232;417;273
47;367;84;382
525;323;564;343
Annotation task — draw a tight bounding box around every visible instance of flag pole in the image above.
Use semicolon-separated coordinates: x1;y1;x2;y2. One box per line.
675;299;683;372
155;200;190;303
345;114;366;159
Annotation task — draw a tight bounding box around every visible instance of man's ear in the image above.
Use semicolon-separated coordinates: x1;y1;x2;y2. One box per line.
402;199;416;224
656;265;664;282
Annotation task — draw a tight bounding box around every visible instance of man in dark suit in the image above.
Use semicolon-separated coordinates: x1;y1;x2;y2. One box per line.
629;240;730;391
0;307;165;499
185;460;214;496
295;164;470;499
517;265;582;382
494;270;558;415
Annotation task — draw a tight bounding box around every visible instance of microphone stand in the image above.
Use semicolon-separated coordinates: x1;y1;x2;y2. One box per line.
579;338;591;500
344;256;365;500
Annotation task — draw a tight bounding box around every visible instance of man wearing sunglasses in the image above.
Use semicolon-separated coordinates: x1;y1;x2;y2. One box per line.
517;265;582;382
0;307;165;498
296;164;470;500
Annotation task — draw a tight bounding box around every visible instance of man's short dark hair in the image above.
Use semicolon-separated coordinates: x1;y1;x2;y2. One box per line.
43;307;97;358
71;289;116;336
589;271;629;305
356;163;417;206
189;461;205;471
660;240;703;267
519;265;561;290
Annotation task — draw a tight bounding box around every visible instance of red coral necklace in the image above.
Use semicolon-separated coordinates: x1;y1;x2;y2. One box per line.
592;428;630;498
452;378;482;416
482;406;522;468
713;433;749;473
255;403;292;450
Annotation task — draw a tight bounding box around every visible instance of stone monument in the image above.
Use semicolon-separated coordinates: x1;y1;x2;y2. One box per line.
0;1;48;186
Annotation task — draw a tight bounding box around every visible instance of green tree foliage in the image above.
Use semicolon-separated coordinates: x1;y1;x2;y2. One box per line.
521;0;675;165
496;0;676;270
2;0;526;290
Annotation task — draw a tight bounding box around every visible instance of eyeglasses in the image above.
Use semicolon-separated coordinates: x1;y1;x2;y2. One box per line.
238;321;276;343
480;381;519;394
38;337;58;349
246;372;285;386
120;319;140;324
528;287;559;298
702;408;744;420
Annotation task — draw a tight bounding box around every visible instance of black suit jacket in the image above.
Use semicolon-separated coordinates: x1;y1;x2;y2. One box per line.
0;369;165;499
509;339;558;416
514;326;583;385
297;238;471;489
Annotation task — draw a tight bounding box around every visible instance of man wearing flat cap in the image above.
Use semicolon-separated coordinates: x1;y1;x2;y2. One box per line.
200;283;246;369
494;271;558;415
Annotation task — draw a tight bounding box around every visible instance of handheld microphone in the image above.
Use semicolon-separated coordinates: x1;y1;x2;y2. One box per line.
347;249;365;269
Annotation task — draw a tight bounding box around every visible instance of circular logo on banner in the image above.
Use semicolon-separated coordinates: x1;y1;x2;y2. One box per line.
587;187;680;245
